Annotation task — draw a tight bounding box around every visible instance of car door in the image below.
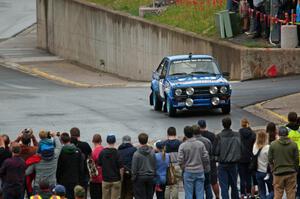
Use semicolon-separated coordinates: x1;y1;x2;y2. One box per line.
152;58;167;97
159;59;169;99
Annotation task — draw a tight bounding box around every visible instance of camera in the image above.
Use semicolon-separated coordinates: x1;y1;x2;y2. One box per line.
22;128;33;136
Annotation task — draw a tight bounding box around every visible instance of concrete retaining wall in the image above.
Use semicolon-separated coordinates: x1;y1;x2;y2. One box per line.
37;0;300;81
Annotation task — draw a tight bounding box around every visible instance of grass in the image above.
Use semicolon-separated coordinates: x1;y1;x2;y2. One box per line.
88;0;226;36
89;0;152;15
145;2;226;36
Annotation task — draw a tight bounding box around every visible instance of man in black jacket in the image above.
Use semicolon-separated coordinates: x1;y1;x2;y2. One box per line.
198;120;220;199
131;133;156;199
70;127;92;197
98;134;123;199
57;133;84;199
118;135;137;199
214;117;241;199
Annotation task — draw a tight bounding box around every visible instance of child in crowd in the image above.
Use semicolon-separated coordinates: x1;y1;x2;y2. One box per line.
74;185;85;199
154;141;170;199
51;184;67;199
37;130;55;157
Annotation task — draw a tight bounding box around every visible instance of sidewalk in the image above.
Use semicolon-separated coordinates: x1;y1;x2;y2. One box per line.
245;93;300;124
0;25;148;88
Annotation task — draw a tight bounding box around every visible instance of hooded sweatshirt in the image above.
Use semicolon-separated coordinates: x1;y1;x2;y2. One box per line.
131;145;156;181
98;147;123;182
268;137;299;175
178;138;210;173
239;127;256;163
26;136;62;188
56;143;83;185
118;143;137;171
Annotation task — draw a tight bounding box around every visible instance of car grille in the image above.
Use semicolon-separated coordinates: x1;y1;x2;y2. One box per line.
182;87;210;96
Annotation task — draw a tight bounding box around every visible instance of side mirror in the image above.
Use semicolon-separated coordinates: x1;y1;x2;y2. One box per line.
159;74;166;79
222;72;230;78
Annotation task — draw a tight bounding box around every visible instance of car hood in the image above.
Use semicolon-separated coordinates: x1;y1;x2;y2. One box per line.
167;75;228;87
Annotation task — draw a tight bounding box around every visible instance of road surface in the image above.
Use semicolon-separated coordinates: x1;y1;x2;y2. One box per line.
1;66;300;143
0;0;36;40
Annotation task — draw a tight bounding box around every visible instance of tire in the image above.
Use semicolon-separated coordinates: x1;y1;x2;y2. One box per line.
166;97;176;117
221;103;231;114
152;91;162;111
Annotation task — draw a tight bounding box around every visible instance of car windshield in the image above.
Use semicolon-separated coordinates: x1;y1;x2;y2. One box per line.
168;59;221;76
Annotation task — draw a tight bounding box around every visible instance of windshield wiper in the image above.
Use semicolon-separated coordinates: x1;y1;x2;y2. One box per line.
190;71;210;74
170;72;187;76
190;71;218;75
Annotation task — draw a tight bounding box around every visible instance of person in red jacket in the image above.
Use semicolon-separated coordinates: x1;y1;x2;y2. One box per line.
90;134;104;199
25;154;41;196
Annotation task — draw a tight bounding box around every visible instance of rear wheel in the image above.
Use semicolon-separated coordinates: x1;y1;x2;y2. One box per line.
166;97;176;117
221;103;231;114
152;91;162;111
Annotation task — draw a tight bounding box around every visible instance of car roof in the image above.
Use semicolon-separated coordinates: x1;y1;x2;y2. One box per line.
166;54;213;61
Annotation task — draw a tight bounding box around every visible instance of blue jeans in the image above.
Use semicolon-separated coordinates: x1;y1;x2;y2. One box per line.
256;171;273;199
218;163;239;199
204;173;213;199
184;171;205;199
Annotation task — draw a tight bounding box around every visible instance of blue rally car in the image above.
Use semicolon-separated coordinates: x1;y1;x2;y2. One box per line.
150;54;232;117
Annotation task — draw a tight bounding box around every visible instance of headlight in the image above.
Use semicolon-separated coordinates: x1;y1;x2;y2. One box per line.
209;86;218;94
186;87;194;95
175;89;182;96
186;98;194;107
220;86;228;94
211;97;220;106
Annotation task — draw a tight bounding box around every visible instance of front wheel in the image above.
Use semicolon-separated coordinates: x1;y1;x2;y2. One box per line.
221;103;231;114
166;97;176;117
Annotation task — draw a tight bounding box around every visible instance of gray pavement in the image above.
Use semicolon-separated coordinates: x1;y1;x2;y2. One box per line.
2;65;300;145
0;0;36;40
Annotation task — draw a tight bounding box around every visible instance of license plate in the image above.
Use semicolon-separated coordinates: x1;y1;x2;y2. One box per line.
220;100;226;103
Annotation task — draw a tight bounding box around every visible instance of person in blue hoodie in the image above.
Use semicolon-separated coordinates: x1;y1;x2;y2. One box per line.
118;135;137;199
155;141;170;199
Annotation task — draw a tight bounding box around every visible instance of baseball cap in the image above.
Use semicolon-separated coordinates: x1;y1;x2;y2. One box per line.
278;126;288;137
122;135;131;144
106;134;116;144
53;184;66;195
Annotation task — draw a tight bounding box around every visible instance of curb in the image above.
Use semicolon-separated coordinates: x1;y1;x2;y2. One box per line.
255;101;288;123
0;61;128;88
244;101;288;124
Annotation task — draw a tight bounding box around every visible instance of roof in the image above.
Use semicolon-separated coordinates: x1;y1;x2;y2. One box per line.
166;54;213;61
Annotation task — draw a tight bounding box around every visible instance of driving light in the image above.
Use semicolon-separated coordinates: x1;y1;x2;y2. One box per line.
186;87;194;95
211;97;220;106
209;86;218;94
220;86;228;94
175;89;182;96
186;98;194;107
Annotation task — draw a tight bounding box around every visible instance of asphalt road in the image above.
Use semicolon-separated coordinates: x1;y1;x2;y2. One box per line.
0;0;36;39
1;66;300;144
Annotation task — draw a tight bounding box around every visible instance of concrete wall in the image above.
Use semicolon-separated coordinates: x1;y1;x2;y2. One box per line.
37;0;300;81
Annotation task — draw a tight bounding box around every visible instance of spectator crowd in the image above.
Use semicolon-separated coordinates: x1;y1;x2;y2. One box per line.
0;112;300;199
229;0;300;45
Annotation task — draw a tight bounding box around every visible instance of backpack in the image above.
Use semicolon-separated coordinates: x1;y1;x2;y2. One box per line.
87;157;98;178
248;148;262;172
166;161;177;185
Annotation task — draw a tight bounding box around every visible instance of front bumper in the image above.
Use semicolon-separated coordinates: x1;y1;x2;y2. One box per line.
171;95;230;109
